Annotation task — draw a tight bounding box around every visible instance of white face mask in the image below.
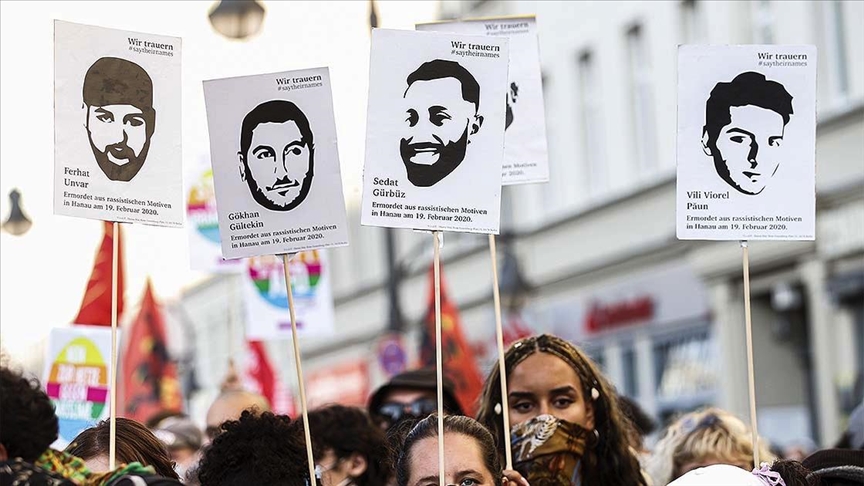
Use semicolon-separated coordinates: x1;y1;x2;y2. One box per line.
315;463;355;486
174;463;189;482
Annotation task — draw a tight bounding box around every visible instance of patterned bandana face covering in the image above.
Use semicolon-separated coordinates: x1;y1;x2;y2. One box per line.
510;415;590;486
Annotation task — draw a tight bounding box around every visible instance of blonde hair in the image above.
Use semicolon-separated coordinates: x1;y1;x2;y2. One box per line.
645;408;775;485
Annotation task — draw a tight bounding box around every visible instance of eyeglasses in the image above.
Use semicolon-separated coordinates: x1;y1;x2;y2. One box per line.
376;397;439;425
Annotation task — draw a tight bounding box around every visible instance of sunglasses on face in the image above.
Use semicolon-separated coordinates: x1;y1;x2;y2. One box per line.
376;397;439;424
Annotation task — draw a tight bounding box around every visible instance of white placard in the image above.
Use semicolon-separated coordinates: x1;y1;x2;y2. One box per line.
43;326;114;449
186;157;244;273
361;29;509;234
243;251;336;340
417;16;548;185
203;67;350;259
677;45;817;240
54;20;183;227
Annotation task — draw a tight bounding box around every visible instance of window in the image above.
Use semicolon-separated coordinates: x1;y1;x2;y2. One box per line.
751;0;775;44
653;330;717;410
821;0;849;106
626;24;658;171
578;50;607;193
622;345;639;398
680;0;706;44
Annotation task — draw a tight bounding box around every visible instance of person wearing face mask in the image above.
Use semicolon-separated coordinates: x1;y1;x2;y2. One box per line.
476;334;647;486
306;405;391;486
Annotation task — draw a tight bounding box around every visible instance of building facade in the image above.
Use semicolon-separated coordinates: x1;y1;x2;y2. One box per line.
179;0;864;447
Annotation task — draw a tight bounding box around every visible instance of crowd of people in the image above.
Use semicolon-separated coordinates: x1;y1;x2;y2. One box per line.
2;333;862;486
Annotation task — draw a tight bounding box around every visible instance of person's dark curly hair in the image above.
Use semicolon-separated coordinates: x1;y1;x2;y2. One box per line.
196;410;307;486
0;366;59;462
307;405;391;486
770;459;815;486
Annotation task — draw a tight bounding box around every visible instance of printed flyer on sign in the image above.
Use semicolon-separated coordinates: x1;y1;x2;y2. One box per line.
203;67;350;259
186;157;244;272
243;251;336;340
54;20;183;227
417;16;548;185
42;326;114;448
361;29;509;234
677;45;817;240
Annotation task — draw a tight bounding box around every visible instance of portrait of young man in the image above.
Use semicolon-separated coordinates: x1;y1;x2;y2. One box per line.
82;56;156;182
400;59;484;187
237;100;315;212
701;71;794;196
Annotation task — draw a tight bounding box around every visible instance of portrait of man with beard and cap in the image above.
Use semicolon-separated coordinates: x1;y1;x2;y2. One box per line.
83;56;156;182
702;71;793;196
238;100;314;212
400;59;484;187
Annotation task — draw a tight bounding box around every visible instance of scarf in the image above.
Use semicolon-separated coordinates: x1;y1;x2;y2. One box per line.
34;449;156;486
510;415;591;486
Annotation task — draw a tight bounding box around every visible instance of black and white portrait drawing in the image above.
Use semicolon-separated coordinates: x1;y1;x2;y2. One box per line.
204;67;349;259
676;44;816;241
400;59;484;187
362;29;509;234
505;81;518;130
83;57;156;182
238;100;314;212
416;18;549;185
702;71;793;196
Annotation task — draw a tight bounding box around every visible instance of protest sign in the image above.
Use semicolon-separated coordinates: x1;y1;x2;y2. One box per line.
361;29;509;234
417;16;548;185
203;67;349;259
186;157;244;272
43;326;114;448
677;45;817;241
243;250;336;340
54;20;183;227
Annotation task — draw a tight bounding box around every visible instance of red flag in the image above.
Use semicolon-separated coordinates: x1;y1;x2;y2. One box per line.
419;262;485;415
122;280;182;422
245;340;276;407
73;222;124;326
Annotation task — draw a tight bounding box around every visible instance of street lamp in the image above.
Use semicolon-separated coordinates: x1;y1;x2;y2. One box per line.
208;0;266;40
369;0;379;31
2;188;32;236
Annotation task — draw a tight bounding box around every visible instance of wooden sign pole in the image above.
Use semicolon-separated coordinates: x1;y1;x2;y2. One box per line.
432;231;445;486
109;221;119;469
281;254;318;486
741;241;760;467
488;234;513;470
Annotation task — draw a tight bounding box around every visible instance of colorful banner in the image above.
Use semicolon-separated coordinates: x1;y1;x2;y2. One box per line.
676;45;817;240
418;16;549;185
53;20;183;227
43;326;114;448
243;250;336;339
186;158;244;272
361;29;510;234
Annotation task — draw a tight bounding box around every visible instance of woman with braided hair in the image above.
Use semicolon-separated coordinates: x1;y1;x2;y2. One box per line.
476;334;647;486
